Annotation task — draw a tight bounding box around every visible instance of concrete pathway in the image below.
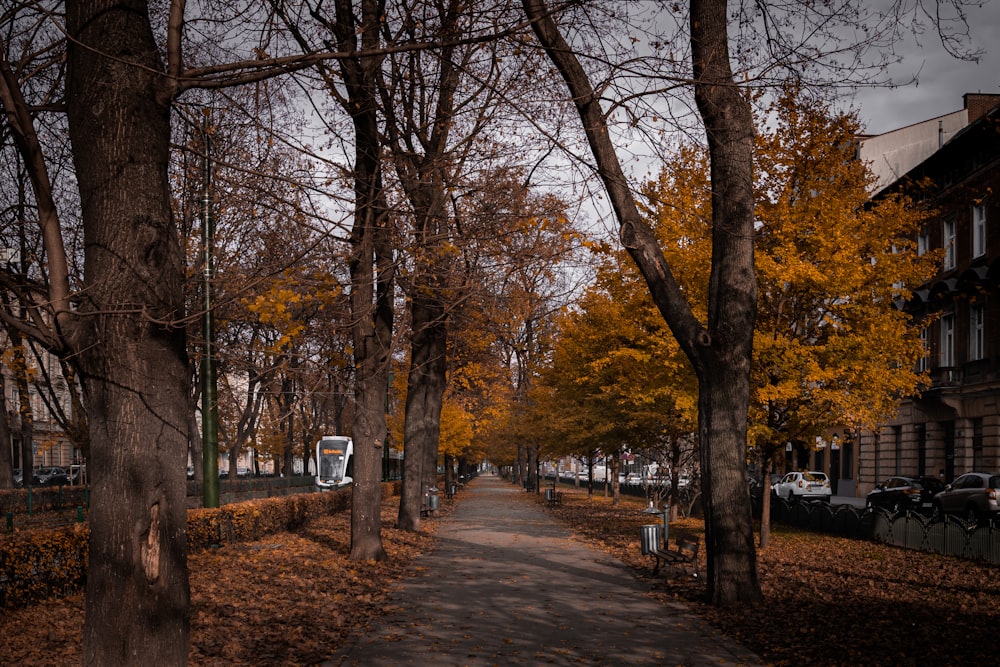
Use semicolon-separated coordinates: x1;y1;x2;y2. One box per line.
325;474;762;667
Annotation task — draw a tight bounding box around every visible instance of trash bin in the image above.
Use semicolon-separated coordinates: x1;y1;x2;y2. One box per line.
640;524;661;555
427;485;440;512
544;488;555;502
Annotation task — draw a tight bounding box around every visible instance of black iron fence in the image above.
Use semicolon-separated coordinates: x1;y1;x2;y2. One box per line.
771;498;1000;566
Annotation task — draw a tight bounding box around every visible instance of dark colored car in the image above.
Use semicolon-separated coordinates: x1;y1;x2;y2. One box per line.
866;476;945;514
932;472;1000;523
34;466;72;486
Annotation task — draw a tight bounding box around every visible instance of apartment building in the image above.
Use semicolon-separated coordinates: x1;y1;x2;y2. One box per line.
856;93;1000;494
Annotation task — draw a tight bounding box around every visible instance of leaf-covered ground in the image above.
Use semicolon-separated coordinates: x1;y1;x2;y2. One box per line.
543;487;1000;666
2;486;997;665
0;495;438;666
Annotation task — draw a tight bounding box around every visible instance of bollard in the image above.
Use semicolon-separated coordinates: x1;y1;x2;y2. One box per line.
77;506;84;523
5;511;12;531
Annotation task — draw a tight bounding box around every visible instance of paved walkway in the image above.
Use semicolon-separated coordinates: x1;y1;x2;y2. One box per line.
325;474;762;667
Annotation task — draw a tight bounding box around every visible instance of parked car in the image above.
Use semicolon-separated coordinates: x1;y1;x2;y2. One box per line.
34;466;71;486
932;472;1000;523
865;476;944;514
771;471;832;501
13;468;23;487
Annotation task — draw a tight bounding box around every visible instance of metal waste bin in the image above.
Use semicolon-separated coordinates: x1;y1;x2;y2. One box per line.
544;488;555;502
427;485;440;512
640;524;661;555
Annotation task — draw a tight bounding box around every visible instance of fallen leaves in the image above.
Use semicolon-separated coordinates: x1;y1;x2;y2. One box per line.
4;486;996;666
0;494;437;666
540;488;1000;666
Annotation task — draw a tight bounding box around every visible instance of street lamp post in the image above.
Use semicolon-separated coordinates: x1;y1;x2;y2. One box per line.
200;114;219;508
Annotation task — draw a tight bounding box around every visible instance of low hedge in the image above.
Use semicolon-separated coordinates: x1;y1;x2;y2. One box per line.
186;485;353;550
0;523;89;609
0;481;401;609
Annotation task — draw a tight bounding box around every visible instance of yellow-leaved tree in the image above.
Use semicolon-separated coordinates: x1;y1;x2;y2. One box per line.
645;89;939;545
537;257;699;508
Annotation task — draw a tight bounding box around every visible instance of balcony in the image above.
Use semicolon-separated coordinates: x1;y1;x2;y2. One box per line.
930;366;962;387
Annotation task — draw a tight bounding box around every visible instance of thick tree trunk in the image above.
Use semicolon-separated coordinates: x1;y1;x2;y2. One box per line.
523;0;762;605
690;0;762;605
335;0;393;561
65;0;191;662
398;298;447;531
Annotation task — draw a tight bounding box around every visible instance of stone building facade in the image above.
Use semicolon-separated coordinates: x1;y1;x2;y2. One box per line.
857;93;1000;495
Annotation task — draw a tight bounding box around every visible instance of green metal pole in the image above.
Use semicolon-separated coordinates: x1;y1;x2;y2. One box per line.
201;115;219;508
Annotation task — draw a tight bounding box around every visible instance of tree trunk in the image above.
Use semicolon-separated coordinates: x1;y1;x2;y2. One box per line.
523;0;762;605
527;444;538;493
610;451;620;505
759;457;773;549
65;1;191;662
690;0;762;605
0;374;11;489
334;0;393;561
398;296;447;531
11;338;34;487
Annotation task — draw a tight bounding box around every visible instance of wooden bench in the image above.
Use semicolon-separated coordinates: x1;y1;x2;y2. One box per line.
643;535;700;577
664;538;699;577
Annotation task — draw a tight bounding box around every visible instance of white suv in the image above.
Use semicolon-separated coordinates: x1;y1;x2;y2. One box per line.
772;471;832;502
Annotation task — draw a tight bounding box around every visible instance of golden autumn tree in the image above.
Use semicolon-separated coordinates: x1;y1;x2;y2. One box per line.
645;90;938;545
537;255;699;507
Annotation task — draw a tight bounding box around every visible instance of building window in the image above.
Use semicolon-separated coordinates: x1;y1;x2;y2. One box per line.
917;229;930;256
943;218;956;270
969;305;985;360
972;204;987;258
917;326;929;372
940;314;955;367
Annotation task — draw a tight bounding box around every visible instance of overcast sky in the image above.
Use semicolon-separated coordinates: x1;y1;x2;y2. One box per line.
845;1;1000;135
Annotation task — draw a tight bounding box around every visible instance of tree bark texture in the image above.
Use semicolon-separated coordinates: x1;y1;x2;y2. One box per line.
690;0;762;605
382;5;461;531
333;0;392;561
523;0;762;605
65;0;191;662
